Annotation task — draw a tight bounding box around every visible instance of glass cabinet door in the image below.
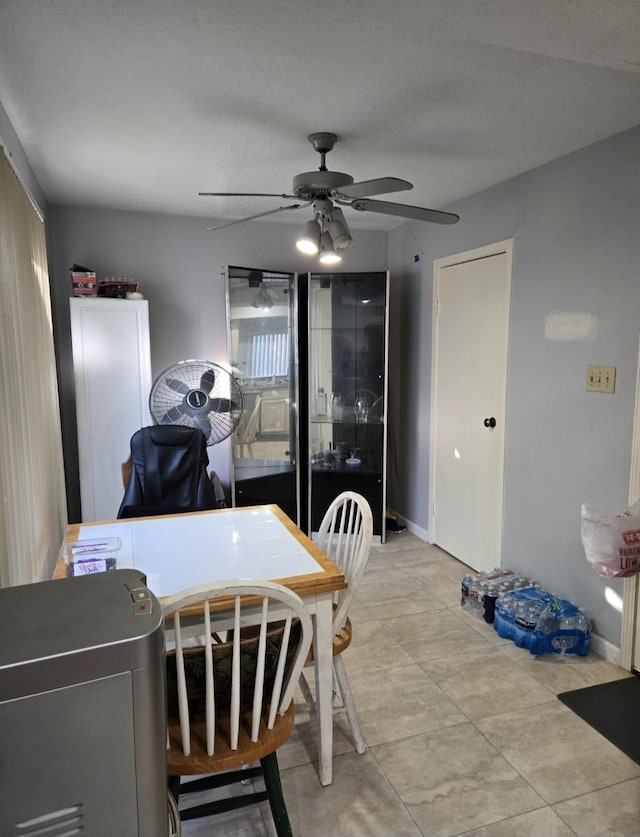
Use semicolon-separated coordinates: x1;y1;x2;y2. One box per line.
307;271;388;539
226;266;300;526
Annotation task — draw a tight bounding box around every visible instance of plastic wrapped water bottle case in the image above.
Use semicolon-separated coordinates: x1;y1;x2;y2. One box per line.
461;568;590;656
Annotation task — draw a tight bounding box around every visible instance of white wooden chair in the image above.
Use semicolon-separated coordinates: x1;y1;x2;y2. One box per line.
299;491;373;754
162;579;313;837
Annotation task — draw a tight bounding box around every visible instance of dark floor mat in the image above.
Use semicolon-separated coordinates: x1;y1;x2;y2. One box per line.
558;675;640;765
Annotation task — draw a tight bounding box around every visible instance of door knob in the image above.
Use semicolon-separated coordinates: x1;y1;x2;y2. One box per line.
483;417;496;428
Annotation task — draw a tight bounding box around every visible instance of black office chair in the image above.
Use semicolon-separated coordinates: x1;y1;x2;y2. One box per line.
118;425;218;519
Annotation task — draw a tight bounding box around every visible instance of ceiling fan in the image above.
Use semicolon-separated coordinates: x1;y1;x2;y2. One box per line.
200;132;459;262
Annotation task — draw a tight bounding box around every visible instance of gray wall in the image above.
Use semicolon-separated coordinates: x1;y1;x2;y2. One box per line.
46;206;389;521
388;124;640;648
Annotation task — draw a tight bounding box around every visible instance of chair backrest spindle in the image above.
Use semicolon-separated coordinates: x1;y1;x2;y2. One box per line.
204;601;215;755
250;598;268;742
173;612;190;756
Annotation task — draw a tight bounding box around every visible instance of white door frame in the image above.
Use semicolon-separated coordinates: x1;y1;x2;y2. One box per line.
429;239;513;556
619;332;640;671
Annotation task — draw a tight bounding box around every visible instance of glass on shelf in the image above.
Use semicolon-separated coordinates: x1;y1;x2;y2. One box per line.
314;387;328;419
354;395;369;423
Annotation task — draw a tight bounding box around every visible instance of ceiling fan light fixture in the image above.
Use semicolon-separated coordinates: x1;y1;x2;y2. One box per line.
327;210;353;251
296;218;321;255
319;231;341;265
252;286;273;310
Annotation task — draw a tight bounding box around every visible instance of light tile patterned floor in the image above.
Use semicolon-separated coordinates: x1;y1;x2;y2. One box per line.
178;534;640;837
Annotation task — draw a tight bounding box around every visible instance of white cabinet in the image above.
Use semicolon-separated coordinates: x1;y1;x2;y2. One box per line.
70;298;152;522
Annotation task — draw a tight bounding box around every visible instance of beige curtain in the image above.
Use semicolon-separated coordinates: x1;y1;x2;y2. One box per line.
0;148;67;586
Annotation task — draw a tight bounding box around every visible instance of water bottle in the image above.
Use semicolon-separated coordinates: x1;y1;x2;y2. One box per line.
533;599;591;656
461;574;479;613
461;575;486;618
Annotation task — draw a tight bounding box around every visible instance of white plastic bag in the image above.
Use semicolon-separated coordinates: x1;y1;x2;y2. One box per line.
581;500;640;578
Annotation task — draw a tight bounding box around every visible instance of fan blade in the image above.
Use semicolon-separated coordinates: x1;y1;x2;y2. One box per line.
200;368;216;394
209;397;234;412
206;203;305;232
165;377;191;396
200;192;298;198
336;177;413;200
159;405;188;424
350;198;459;225
194;416;213;442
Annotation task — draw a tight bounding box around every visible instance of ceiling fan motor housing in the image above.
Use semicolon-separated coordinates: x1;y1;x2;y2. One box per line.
292;170;354;198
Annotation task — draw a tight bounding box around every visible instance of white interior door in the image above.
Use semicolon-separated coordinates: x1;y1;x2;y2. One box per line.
429;241;512;572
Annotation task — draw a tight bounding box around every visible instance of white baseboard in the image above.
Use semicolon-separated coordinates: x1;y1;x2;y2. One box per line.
388;510;428;542
405;520;428;541
590;632;623;666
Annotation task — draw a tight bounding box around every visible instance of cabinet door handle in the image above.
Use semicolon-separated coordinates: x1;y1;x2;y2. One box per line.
483;417;496;428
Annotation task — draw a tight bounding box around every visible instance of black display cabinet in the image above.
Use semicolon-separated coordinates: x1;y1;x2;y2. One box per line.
306;271;388;540
226;267;388;541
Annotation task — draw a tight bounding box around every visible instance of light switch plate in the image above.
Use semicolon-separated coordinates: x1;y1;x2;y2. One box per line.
586;365;616;393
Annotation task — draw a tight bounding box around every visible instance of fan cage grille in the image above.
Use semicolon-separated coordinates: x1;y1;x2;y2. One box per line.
149;361;244;446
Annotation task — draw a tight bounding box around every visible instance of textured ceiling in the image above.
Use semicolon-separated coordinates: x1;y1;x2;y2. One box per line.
1;0;639;230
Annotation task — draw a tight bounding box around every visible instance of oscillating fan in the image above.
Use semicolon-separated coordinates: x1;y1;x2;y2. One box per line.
149;359;244;446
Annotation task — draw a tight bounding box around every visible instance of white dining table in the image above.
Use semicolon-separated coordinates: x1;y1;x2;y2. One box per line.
55;504;346;786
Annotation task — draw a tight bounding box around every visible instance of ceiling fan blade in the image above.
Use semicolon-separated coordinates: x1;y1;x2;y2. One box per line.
164;377;191;395
336;177;413;200
349;198;459;225
159;405;188;424
199;192;297;199
206;203;306;232
200;368;216;394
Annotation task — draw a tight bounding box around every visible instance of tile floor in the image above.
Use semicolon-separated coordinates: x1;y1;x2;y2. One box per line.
179;533;640;837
